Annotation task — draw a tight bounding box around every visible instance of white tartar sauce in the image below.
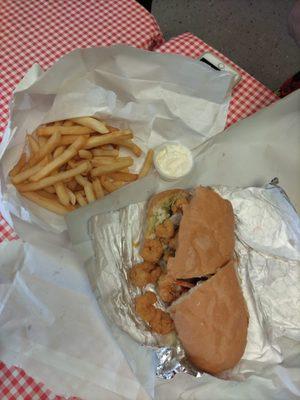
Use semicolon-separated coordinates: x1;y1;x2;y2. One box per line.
154;143;193;179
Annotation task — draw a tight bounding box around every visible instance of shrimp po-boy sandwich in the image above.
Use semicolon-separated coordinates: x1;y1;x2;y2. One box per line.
129;186;248;375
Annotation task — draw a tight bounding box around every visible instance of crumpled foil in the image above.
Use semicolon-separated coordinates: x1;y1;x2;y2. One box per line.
88;184;300;380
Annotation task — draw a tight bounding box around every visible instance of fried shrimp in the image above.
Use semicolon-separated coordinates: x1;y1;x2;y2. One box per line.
149;308;174;335
129;262;162;288
155;219;175;239
134;292;174;334
157;273;183;304
140;239;163;263
171;197;188;214
135;292;157;323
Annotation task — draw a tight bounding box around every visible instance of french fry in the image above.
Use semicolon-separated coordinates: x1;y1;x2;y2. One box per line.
107;172;138;182
78;149;92;159
27;135;39;153
91;158;133;177
91;148;119;157
92;178;104;199
84;183;95;203
75;174;95;203
107;125;120;132
71;117;109;134
118;140;142;157
29;131;61;166
43;186;56;194
9;153;26;177
74;174;88;187
90;156;118;166
63;120;75;126
55;182;70;206
100;176;115;193
60;135;90;146
75;192;87;206
30;136;88;182
100;176;125;193
17;161;91;192
53;145;66;158
22;191;70;215
67;159;89;169
110;129;132;135
11;157;49;184
66;188;76;205
37;190;58;201
53;121;62;126
38;136;47;147
85;131;133;149
37;125;93;136
139;149;154;178
91;156;132;167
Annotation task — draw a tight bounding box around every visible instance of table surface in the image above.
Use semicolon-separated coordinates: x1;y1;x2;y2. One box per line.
0;0;278;398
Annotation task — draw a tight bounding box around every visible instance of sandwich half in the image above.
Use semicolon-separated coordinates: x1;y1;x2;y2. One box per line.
169;261;248;374
167;186;235;279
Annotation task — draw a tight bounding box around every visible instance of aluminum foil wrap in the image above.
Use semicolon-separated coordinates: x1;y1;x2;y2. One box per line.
88;184;300;380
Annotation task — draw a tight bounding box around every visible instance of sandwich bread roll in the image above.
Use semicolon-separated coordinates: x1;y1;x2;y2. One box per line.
169;261;248;374
168;186;235;279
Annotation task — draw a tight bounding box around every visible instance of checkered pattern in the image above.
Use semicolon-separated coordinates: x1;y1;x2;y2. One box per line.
156;33;278;128
0;218;18;242
0;2;279;398
0;0;163;136
0;361;79;400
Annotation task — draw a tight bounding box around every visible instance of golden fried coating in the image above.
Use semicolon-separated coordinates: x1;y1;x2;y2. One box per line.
171;197;188;214
135;292;157;323
155;219;175;239
149;308;174;335
129;262;162;288
134;292;174;334
140;239;163;263
157;273;183;304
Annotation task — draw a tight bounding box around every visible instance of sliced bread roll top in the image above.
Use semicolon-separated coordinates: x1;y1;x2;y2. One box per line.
169;261;248;374
167;186;235;279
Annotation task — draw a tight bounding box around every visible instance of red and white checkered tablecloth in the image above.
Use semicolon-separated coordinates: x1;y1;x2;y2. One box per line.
0;1;279;398
0;361;80;400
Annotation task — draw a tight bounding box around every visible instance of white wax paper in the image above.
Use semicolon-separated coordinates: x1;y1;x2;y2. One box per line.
0;238;152;400
0;45;232;235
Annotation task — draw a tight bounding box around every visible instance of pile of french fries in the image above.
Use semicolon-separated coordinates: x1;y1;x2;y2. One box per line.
9;117;154;215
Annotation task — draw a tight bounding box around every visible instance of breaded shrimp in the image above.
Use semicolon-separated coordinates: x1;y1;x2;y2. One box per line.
140;239;163;263
155;219;175;239
171;197;188;214
134;292;174;334
129;262;162;288
149;308;174;335
157;273;183;304
135;292;157;323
